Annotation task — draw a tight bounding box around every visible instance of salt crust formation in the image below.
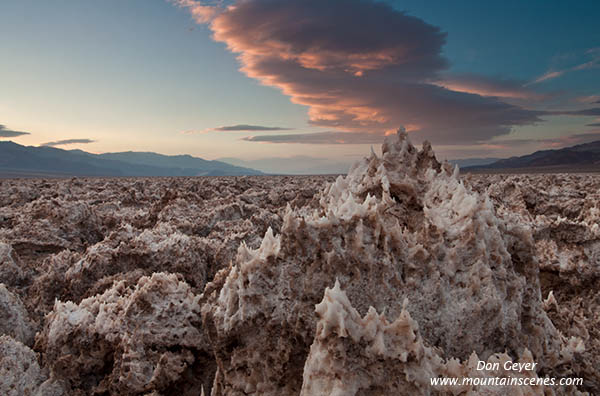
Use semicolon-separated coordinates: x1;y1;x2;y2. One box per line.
301;280;585;396
0;335;64;396
0;130;597;394
0;241;25;286
37;272;207;395
0;283;36;346
467;173;600;392
0;174;329;394
202;131;590;395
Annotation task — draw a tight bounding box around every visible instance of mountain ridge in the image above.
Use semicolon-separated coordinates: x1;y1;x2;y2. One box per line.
464;140;600;172
0;141;262;177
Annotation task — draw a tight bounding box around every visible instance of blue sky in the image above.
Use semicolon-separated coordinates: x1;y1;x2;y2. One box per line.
397;1;599;80
1;0;599;171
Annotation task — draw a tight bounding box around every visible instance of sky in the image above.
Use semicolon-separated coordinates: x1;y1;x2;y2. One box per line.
1;0;599;172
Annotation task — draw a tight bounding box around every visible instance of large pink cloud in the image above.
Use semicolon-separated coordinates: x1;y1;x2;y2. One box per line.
177;0;561;145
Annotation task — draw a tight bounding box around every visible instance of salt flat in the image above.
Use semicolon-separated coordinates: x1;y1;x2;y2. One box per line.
0;132;598;395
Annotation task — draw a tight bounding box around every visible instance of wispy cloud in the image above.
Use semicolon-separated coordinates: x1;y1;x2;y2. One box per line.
530;47;600;84
241;131;386;144
212;124;292;132
178;0;544;145
435;74;550;101
41;138;95;147
0;124;30;138
575;95;600;104
545;108;600;117
573;47;600;70
183;124;293;133
530;70;566;84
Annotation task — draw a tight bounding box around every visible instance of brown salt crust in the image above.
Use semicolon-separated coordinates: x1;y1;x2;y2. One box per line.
36;272;210;395
26;249;83;322
201;130;576;395
543;286;599;393
1;175;330;317
0;197;104;254
475;173;600;391
29;223;209;309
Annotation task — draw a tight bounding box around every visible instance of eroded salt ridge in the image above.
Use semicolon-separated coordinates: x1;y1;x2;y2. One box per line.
203;130;591;395
0;131;598;394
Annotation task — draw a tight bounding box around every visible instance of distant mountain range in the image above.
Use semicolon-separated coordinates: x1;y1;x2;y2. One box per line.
0;141;262;177
463;140;600;172
447;157;502;168
219;155;503;175
218;155;352;175
4;138;600;178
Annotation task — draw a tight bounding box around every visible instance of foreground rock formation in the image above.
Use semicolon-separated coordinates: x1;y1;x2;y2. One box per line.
0;131;598;394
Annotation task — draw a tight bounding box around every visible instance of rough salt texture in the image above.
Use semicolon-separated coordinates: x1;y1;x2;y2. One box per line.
0;283;36;346
28;223;209;320
36;272;210;395
0;176;329;294
0;242;25;287
467;172;600;392
0;133;598;394
0;335;64;396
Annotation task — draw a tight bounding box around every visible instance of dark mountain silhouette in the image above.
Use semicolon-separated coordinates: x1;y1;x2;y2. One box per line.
0;141;262;177
464;140;600;172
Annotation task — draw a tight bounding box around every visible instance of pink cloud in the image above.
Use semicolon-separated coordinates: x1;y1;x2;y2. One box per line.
531;70;565;84
435;74;550;101
241;130;386;144
172;0;219;23
179;0;554;145
530;47;600;84
576;95;600;104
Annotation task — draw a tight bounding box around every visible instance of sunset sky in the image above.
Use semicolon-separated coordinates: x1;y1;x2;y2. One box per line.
1;0;599;171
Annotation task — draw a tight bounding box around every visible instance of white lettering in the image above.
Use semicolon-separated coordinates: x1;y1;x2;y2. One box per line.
503;361;538;372
477;361;499;371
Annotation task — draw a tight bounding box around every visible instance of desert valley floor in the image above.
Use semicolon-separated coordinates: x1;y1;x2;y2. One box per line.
0;133;599;395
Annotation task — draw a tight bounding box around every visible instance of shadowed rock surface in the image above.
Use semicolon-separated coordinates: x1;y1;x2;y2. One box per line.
0;131;597;394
